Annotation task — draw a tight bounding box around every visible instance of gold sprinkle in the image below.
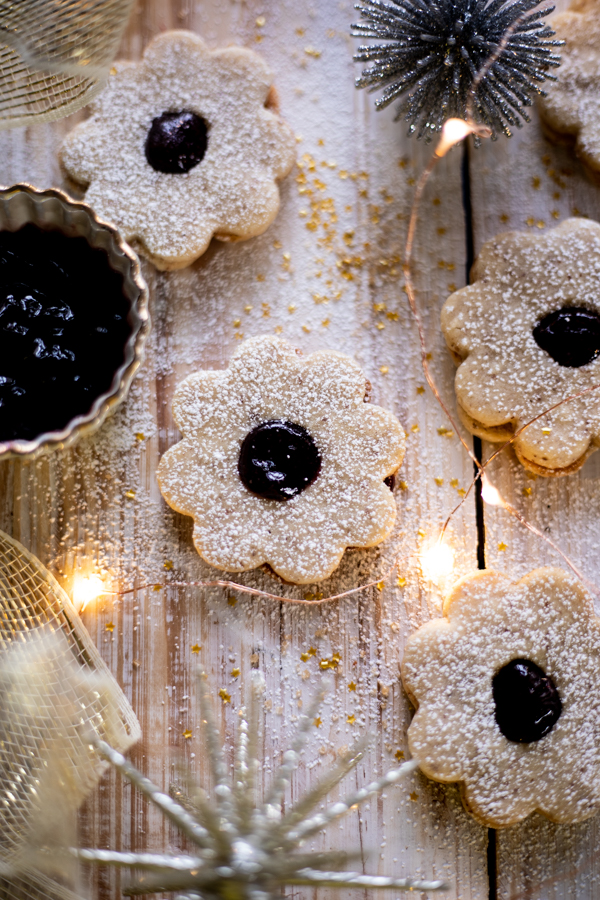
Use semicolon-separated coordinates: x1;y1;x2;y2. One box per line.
191;644;201;654
256;273;265;282
183;729;192;739
437;227;447;235
348;681;357;691
380;365;389;375
124;489;135;500
163;560;173;571
523;486;533;496
309;647;317;656
375;322;385;331
526;216;535;227
262;303;270;318
347;714;356;724
296;26;305;35
304;46;321;57
255;15;266;25
301;652;310;662
244;304;253;313
437;426;453;437
536;220;545;229
109;66;117;75
314;717;322;727
135;432;145;441
434;477;443;486
432;197;441;206
542;427;552;434
448;283;457;292
416;386;425;395
274;325;283;334
397;576;407;587
233;318;241;327
457;488;466;496
302;324;311;333
373;302;386;312
498;542;507;552
395;749;405;761
105;622;115;633
450;478;459;488
273;239;282;249
573;207;581;216
322;319;330;328
399;481;408;491
553;191;561;200
409;791;419;802
377;580;385;591
153;585;161;592
532;176;541;189
219;689;231;703
551;210;560;219
411;424;419;433
227;596;237;606
500;214;509;223
231;668;240;678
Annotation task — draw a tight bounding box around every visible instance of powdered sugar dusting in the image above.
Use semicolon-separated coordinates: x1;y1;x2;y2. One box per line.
442;218;600;473
403;567;600;827
157;335;406;583
59;30;296;269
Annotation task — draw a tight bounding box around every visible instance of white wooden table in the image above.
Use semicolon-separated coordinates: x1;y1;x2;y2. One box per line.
1;0;598;897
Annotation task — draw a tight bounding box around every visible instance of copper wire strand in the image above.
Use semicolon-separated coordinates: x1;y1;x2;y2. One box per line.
90;7;597;609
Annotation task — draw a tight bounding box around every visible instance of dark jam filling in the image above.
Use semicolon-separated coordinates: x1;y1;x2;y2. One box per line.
0;224;131;443
533;306;600;368
145;110;209;174
238;420;321;501
492;658;562;744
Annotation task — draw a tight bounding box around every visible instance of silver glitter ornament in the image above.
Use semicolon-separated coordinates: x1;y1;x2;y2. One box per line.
77;674;446;898
352;0;563;139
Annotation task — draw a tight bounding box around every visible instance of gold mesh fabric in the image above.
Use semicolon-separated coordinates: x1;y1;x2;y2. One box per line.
0;529;140;898
0;0;134;128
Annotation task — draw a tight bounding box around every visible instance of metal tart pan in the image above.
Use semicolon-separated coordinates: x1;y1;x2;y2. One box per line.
0;183;150;461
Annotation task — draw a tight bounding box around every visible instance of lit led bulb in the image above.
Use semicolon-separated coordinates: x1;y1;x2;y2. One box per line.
481;475;505;508
420;539;455;582
72;574;106;612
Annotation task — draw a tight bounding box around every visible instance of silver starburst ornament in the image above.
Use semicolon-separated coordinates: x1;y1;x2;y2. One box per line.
352;0;563;139
78;674;447;898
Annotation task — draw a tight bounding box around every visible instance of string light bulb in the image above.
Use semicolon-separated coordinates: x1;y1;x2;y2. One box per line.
481;476;506;508
72;574;106;612
420;538;455;582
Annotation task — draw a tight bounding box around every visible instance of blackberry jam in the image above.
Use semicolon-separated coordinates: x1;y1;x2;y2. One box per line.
238;420;321;501
0;223;131;442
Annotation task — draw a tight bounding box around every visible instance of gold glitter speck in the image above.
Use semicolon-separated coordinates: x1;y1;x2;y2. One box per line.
105;622;115;633
231;668;240;678
219;689;231;703
164;560;173;571
498;542;507;552
124;490;135;500
183;729;192;739
348;681;356;691
347;714;356;724
191;644;201;654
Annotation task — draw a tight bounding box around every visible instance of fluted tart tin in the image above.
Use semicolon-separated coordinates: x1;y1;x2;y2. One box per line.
0;183;149;461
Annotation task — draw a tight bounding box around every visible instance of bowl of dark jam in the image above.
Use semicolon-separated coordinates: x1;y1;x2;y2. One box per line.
0;184;149;460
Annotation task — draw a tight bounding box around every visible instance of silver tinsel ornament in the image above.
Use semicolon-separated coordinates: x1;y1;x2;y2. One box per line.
352;0;563;139
78;674;447;898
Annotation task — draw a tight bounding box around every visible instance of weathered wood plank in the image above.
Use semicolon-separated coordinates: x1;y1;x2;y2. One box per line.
0;0;489;897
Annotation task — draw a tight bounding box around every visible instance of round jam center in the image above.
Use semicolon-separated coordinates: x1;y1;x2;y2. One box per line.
492;658;562;744
145;110;209;174
238;420;321;501
0;224;131;443
533;306;600;368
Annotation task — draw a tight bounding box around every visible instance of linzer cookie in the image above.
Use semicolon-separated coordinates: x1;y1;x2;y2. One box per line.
402;568;600;827
59;30;296;270
441;218;600;475
538;0;600;183
157;335;406;585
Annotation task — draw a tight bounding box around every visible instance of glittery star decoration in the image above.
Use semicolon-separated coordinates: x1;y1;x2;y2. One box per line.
78;673;446;897
352;0;563;140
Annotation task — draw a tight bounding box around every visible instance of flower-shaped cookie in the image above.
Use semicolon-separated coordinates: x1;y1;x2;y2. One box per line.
402;568;600;827
538;0;600;183
157;335;406;584
60;30;296;270
441;218;600;475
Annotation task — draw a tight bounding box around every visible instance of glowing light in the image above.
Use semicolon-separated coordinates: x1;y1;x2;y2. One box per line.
420;539;455;582
435;118;491;158
72;574;106;612
481;476;506;508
